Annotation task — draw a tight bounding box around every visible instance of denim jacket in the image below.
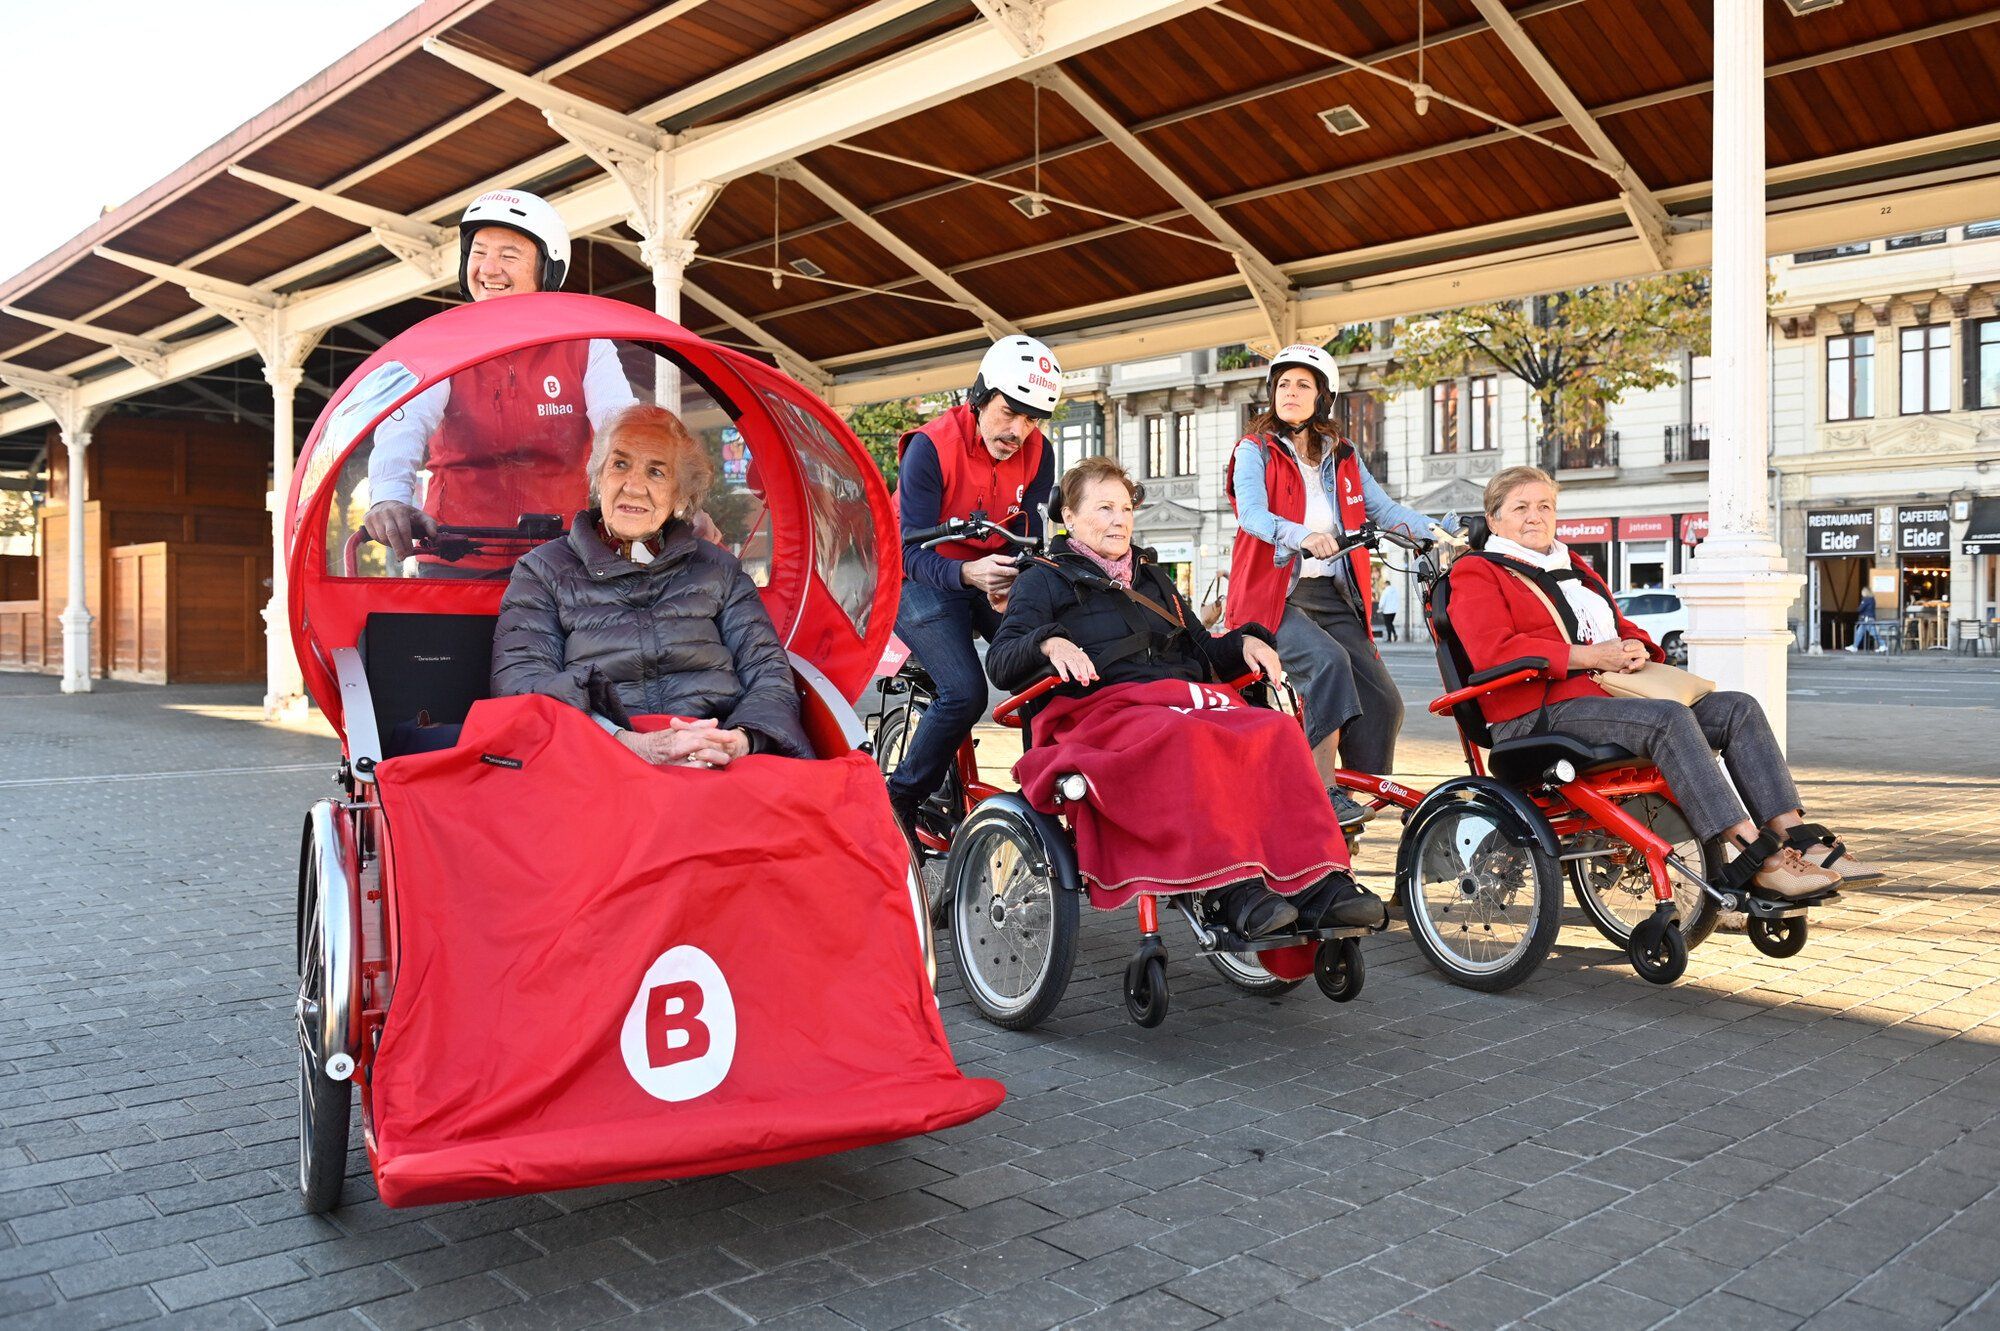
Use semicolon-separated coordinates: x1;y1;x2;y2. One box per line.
1229;437;1459;596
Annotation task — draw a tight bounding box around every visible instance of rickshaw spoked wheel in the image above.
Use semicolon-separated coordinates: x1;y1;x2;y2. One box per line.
296;813;351;1214
1568;793;1722;950
1314;936;1366;1002
946;801;1077;1030
1399;792;1561;992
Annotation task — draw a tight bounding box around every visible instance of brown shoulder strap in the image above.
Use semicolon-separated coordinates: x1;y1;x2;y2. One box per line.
1121;582;1184;629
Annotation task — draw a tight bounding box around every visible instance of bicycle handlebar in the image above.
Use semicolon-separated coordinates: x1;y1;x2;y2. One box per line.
902;513;1041;553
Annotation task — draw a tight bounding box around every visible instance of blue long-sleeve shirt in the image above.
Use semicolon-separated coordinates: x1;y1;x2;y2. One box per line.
1230;436;1459;599
896;431;1054;590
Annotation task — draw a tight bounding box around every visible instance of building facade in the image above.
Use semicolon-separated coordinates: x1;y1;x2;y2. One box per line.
1085;222;2000;652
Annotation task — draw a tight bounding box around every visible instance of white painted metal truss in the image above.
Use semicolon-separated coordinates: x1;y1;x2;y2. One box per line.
0;0;1995;438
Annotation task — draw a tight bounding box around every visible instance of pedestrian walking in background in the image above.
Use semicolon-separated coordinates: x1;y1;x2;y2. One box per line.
1379;575;1402;641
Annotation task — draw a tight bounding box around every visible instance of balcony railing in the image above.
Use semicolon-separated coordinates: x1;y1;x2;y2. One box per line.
1665;423;1711;464
1555;431;1619;472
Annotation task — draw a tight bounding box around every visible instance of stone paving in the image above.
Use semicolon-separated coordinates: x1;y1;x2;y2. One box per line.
3;671;1999;1329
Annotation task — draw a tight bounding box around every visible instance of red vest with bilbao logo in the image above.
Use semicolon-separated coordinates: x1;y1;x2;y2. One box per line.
895;403;1046;562
424;341;594;558
1225;433;1371;631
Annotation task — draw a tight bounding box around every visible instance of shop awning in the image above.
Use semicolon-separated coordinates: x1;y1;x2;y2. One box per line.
1962;497;2000;554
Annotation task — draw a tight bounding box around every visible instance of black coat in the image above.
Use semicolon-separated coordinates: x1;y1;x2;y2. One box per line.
986;538;1275;698
490;511;811;758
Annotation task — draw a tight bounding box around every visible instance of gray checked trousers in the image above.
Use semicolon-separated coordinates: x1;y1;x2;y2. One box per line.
1491;691;1803;842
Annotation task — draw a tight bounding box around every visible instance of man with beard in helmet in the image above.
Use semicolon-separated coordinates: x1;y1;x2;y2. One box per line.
886;335;1062;835
362;188;638;571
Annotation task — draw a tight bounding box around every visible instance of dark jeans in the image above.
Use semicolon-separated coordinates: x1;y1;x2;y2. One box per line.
1381;612;1398;641
888;579;1003;803
1275;576;1405;774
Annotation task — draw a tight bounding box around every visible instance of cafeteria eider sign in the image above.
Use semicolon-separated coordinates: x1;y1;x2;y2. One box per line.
1896;506;1950;554
1805;509;1874;557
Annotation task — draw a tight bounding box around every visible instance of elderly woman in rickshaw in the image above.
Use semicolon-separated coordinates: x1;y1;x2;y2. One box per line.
1450;466;1878;895
490;402;811;762
987;457;1386;940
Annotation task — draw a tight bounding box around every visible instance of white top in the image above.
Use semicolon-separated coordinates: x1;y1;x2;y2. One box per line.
1484;535;1619;644
1378;579;1402;615
366;338;638;508
1294;451;1340;578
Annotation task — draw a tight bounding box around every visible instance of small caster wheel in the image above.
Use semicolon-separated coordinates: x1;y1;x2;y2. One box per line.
1123;953;1169;1028
1629;921;1688;984
1746;914;1808;958
1314;937;1365;1002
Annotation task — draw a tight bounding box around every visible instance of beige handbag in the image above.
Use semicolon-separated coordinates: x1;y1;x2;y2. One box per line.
1501;567;1714;707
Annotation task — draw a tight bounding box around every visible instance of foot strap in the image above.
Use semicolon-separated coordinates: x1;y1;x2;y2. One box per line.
1785;822;1849;868
1717;828;1782;892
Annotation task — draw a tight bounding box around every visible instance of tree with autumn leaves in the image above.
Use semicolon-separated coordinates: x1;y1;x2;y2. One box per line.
1378;271;1711;473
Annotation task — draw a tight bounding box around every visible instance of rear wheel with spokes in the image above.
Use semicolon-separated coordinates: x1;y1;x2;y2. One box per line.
947;804;1078;1029
1399;794;1560;991
1568;793;1722;950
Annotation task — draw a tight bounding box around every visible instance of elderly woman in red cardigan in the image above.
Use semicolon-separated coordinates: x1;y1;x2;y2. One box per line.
1448;466;1878;897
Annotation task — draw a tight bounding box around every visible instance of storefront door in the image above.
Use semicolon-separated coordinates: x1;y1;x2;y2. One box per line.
1805;508;1877;650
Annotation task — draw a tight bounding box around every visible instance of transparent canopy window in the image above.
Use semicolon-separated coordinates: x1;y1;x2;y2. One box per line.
320;339;769;585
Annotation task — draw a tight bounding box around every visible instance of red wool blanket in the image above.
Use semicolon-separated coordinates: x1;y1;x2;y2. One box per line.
368;694;1002;1206
1014;679;1349;909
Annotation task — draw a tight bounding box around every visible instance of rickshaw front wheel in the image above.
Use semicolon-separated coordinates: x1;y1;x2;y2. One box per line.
296;813;352;1213
946;799;1078;1030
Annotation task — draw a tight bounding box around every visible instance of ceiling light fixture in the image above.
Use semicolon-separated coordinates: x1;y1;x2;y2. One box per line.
1319;104;1369;135
1412;1;1432;115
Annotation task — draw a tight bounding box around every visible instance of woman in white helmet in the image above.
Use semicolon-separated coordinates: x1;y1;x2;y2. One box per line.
883;335;1062;835
1226;344;1460;824
362;189;638;569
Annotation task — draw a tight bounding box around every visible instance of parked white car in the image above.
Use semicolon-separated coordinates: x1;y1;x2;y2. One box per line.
1614;590;1689;665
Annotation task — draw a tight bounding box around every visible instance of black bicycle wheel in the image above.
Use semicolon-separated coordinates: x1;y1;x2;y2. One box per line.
1568;793;1723;950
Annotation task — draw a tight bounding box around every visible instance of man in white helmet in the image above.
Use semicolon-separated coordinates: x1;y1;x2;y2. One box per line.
362;189;637;568
886;335;1061;832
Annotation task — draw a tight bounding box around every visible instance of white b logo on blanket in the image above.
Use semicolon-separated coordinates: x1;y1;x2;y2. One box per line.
1177;682;1236;712
621;946;736;1102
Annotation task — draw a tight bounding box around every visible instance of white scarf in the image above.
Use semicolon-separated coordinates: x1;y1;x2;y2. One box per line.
1483;535;1618;645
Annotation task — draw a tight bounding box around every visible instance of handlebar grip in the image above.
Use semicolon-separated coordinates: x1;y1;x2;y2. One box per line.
901;523;953;546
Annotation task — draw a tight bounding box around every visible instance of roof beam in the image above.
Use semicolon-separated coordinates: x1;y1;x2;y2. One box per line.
424;39;671;155
6;0;1206;428
1468;0;1671;267
684;279;832;389
91;249;325;371
971;0;1047;57
226;165;454;282
778;162;1018;338
0;307;172;379
1031;67;1296;347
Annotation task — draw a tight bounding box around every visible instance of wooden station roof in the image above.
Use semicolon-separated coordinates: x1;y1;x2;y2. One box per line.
4;0;1999;461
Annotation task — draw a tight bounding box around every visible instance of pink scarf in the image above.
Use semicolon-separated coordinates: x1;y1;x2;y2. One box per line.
1070;540;1134;588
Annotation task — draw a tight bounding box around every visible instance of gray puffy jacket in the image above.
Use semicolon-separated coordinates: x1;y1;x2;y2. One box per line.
490;512;811;758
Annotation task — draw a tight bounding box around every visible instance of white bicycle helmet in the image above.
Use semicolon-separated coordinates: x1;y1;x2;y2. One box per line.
970;335;1063;419
1268;343;1342;422
458;188;571;298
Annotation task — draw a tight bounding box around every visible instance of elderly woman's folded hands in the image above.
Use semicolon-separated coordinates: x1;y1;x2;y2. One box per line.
1573;639;1649;674
615;718;752;768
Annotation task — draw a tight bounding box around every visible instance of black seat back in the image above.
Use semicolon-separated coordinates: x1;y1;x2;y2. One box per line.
360;613;499;753
1423;572;1497;750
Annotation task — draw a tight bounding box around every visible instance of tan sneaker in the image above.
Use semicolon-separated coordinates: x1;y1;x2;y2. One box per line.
1752;847;1841;898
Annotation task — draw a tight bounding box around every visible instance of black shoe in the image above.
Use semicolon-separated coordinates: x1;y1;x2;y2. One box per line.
1208;880;1298;940
888;791;926;841
1289;870;1388;929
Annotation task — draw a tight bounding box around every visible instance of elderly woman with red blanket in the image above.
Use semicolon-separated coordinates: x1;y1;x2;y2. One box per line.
986;457;1387;941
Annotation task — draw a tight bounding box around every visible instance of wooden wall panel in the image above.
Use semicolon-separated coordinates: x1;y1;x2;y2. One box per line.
0;554;35;600
171;547;267;683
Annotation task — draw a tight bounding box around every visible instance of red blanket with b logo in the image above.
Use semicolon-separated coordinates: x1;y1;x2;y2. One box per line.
368;694;1001;1207
1014;679;1349;909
